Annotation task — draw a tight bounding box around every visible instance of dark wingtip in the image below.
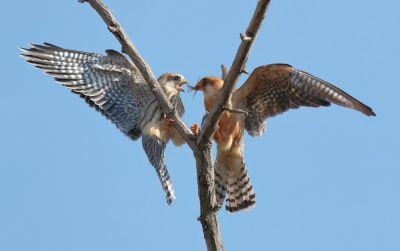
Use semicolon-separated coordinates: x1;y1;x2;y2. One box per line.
43;42;62;49
166;197;173;206
367;109;376;117
357;104;376;117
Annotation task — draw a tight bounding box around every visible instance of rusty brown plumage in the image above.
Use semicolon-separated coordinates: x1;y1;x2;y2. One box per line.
192;63;375;213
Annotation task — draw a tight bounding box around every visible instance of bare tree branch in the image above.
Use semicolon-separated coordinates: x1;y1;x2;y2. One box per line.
79;1;271;250
78;0;198;151
78;1;224;250
197;0;271;146
241;68;250;75
222;106;248;115
220;65;238;92
220;64;230;81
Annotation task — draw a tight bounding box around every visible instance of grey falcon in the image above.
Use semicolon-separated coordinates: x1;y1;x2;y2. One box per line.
19;43;188;205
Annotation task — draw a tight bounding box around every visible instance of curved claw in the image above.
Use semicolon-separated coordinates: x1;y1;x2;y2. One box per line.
190;124;199;137
161;119;174;131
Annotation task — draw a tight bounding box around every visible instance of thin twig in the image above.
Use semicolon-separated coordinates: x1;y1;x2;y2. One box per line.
240;33;254;42
222;106;248;115
220;64;230;81
220;65;238;92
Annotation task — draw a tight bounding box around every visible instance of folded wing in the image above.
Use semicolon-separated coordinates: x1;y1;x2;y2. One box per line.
232;64;376;137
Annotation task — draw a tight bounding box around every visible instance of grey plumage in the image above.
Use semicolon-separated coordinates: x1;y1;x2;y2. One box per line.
19;43;154;138
142;134;174;205
19;43;187;205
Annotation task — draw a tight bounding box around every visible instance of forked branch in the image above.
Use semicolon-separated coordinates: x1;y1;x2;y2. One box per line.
79;1;272;251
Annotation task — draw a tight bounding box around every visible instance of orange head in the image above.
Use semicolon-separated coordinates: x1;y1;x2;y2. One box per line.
193;76;224;97
193;76;224;111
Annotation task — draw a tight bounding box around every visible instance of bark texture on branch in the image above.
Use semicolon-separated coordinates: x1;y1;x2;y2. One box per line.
195;146;224;251
79;1;271;250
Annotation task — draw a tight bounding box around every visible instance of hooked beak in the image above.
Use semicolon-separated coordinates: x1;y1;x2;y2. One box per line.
178;79;188;92
194;82;203;91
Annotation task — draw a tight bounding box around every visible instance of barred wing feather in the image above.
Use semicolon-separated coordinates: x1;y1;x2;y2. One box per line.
232;64;376;137
19;43;154;140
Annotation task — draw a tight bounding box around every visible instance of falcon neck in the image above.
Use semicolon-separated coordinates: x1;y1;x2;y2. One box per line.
204;90;221;112
202;76;225;112
162;85;178;99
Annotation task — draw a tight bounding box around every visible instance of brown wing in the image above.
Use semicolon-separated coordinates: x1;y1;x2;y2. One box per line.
232;64;376;137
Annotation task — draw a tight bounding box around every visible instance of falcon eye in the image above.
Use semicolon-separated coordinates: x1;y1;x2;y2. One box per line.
174;76;180;81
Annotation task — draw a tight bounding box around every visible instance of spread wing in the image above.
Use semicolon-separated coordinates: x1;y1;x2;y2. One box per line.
232;64;376;137
19;43;155;141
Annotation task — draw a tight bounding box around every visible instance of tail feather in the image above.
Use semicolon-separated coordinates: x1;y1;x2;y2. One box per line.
215;159;255;213
156;163;175;205
142;134;175;205
214;162;228;209
225;164;255;213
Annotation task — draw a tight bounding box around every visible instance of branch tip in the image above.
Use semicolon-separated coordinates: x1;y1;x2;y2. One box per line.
108;25;119;33
221;64;230;81
241;69;250;74
211;204;221;212
240;33;253;42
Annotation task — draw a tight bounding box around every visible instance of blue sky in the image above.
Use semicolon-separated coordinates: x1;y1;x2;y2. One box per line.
1;0;399;250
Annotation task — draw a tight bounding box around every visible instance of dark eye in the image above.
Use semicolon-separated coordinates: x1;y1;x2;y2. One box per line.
174;76;180;81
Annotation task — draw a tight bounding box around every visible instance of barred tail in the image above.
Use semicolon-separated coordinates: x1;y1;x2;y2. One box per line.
155;163;175;205
225;163;255;213
142;134;175;205
214;161;228;209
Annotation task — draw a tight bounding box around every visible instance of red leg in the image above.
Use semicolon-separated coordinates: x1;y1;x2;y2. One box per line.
214;129;222;139
190;124;199;136
161;119;174;131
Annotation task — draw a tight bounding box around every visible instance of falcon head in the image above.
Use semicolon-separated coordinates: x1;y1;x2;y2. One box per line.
193;76;224;97
158;73;188;98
